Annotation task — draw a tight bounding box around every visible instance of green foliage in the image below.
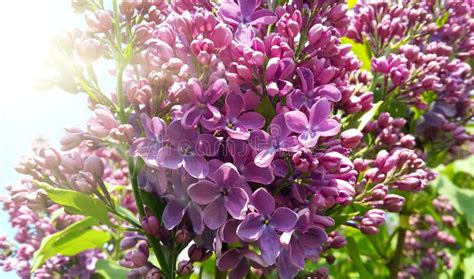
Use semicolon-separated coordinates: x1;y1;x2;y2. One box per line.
342;101;383;131
32;217;110;271
35;181;112;225
256;94;275;129
341;37;372;71
347;0;358;9
346;236;373;278
94;260;129;279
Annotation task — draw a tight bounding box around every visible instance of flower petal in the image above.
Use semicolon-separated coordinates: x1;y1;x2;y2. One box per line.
214;163;242;188
183;155;209;179
284;111;308;133
236;212;265;242
156;146;183;169
238;112;265;129
163;199;187;230
258;227;281;265
225;187;249;219
251;188;275;216
188;202;204;234
271;207;298;232
309;98;330;128
217;249;243;271
203;197;228;229
242;162;274;185
181;105;202;128
249;9;277;25
195;134;220;156
248;130;271;151
188;180;220;205
254;148;277;168
225;92;244;118
317;119;340;137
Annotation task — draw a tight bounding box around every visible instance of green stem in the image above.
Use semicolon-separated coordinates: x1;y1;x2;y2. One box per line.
388;228;406;279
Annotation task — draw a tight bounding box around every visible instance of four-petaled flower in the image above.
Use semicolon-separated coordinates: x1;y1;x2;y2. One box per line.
181;78;227;128
188;163;249;229
157;120;219;179
237;188;298;265
284;98;340;148
207;92;265;140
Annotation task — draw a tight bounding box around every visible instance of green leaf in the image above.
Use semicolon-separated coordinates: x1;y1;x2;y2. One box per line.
343;101;382;131
32;217;110;271
433;175;474;226
341;37;372;71
35;181;111;225
256;94;275;129
453;156;474;177
346;236;373;278
436;12;449;28
95;260;128;279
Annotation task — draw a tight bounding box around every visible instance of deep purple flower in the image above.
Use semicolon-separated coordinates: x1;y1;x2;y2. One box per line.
287;67;342;110
181;78;227;128
162;170;204;234
237;188;298;265
284;98;340;148
157;120;219;179
277;209;328;279
187;163;249;229
219;0;277;43
248;114;300;168
207;92;265;140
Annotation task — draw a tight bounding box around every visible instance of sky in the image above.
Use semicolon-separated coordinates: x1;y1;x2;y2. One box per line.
0;1;92;277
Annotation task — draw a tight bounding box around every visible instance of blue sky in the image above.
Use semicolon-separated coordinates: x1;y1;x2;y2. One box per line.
0;1;91;277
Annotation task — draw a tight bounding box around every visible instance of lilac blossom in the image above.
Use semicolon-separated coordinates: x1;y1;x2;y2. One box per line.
207;92;265;140
187;163;249;229
284;98;340;148
157;120;219;179
181;78;227;128
236;188;297;265
248;114;300;168
162;170;204;234
219;0;277;43
287;67;342;110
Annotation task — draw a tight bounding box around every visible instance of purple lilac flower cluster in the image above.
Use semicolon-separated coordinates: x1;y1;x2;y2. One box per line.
1;138;132;278
0;181;105;279
349;0;474;160
399;196;458;278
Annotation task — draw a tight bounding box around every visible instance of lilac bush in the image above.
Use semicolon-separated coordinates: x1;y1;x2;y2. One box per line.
1;0;473;278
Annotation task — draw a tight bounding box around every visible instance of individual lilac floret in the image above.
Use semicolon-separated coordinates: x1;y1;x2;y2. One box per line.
162;170;204;234
284;98;340;148
207;92;265;140
227;138;274;185
248;114;300;168
287;67;342;109
157;120;219;179
265;58;295;97
130;114;166;168
181;78;227;128
187;163;249;229
219;0;277;44
237;188;298;265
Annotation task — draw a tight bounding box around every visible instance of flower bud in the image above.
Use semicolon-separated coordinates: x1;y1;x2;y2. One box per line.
61;153;83;174
175;229;191;244
340;129;363;149
370;184;388;200
24;190;48;211
120;240;150;268
383;194;405;212
142;216;160;236
177;261;194;276
35;148;62;170
85;10;113;32
87;105;118;138
210;24;232;49
76;37;103;61
71;172;97;194
188;244;212;263
83;156;104;178
321;152;343;173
